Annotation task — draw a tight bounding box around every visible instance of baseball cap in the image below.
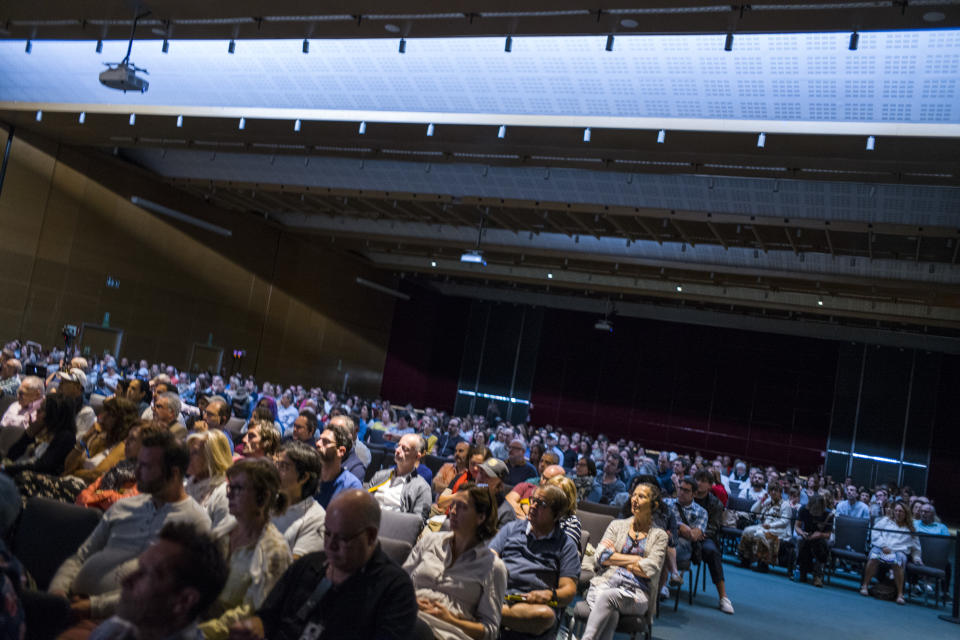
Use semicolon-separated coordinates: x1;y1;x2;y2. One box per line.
57;367;88;389
478;458;508;480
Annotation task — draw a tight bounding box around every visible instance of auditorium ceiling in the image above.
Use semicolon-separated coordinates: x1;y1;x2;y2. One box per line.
1;2;960;336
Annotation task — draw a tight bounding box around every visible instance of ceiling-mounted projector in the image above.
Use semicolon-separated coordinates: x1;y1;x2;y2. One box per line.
460;250;486;265
99;11;149;93
594;319;613;332
99;63;149;93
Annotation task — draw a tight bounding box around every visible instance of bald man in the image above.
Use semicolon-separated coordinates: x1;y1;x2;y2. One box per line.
229;489;417;640
505;464;567;519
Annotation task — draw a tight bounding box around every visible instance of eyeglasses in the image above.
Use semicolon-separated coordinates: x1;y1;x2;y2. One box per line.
529;497;549;509
202;409;219;419
323;527;368;546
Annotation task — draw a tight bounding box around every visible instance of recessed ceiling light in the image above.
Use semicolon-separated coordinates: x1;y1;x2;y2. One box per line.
620;19;639;28
676;285;683;292
923;11;945;22
384;23;401;33
430;261;437;267
547;273;553;279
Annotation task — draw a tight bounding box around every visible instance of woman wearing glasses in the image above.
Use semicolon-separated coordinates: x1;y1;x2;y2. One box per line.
580;482;668;640
200;458;292;640
403;483;507;640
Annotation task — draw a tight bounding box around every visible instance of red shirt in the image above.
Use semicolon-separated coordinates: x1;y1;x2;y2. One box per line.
711;484;729;506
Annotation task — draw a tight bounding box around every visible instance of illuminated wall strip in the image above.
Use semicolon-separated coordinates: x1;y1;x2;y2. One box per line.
826;448;927;469
457;389;530;405
4;102;958;138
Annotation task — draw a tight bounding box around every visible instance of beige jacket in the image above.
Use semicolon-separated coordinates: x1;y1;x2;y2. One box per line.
589;519;668;618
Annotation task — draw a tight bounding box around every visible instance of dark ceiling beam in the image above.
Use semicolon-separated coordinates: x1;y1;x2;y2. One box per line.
4;1;957;40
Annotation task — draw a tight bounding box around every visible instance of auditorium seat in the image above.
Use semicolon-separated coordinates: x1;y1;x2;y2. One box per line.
11;497;102;590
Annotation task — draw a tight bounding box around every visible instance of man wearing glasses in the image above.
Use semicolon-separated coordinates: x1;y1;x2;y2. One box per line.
228;489;417;640
489;484;580;639
1;375;43;429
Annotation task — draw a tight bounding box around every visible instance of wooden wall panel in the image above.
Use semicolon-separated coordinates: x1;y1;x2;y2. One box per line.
0;133;394;397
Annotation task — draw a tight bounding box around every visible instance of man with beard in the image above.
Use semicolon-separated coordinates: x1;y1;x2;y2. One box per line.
88;522;228;640
314;421;362;509
737;468;768;503
432;440;471;495
48;427;211;631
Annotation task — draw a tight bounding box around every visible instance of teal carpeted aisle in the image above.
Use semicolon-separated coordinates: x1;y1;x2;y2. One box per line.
570;564;953;640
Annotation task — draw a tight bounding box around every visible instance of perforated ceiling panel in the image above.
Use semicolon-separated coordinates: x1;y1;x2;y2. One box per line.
2;30;959;125
125;148;960;227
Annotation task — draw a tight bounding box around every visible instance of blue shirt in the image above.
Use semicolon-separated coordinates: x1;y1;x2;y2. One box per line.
488;520;581;595
835;499;870;519
588;478;626;504
915;520;950;536
315;467;362;508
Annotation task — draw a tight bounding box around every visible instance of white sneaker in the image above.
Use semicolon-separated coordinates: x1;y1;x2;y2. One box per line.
719;597;735;614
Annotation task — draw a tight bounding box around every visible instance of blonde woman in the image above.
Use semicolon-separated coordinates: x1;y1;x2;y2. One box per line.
186;429;234;529
547;474;583;550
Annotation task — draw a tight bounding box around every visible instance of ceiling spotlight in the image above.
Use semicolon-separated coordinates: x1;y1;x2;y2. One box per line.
129;113;136;126
176;115;183;128
302;39;309;54
505;35;512;52
430;261;438;267
583;127;591;143
398;38;406;54
25;40;32;54
866;135;876;151
162;39;169;53
497;125;506;139
35;110;42;122
724;33;734;51
228;39;236;54
547;272;554;279
849;31;859;51
605;34;615;52
358;121;367;135
78;111;86;124
817;297;824;306
238;117;245;130
96;40;103;53
293;119;301;132
676;284;683;292
657;129;666;144
757;132;766;148
426;123;435;137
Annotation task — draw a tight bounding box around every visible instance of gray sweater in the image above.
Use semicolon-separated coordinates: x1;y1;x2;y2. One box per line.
366;467;432;522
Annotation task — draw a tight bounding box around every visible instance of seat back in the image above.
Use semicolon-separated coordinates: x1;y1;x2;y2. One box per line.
578;501;622;517
728;480;741;495
834;515;870;552
365;451;386;482
576;510;615;551
421;454;447;477
225;417;246;440
578;529;591;560
367;429;386;446
89;393;106;413
379;509;424;546
11;497;102;590
919;534;952;570
0;424;24;458
725;496;754;516
379;537;414;565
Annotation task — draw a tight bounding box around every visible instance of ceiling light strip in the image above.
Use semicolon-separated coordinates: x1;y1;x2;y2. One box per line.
9;102;958;138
